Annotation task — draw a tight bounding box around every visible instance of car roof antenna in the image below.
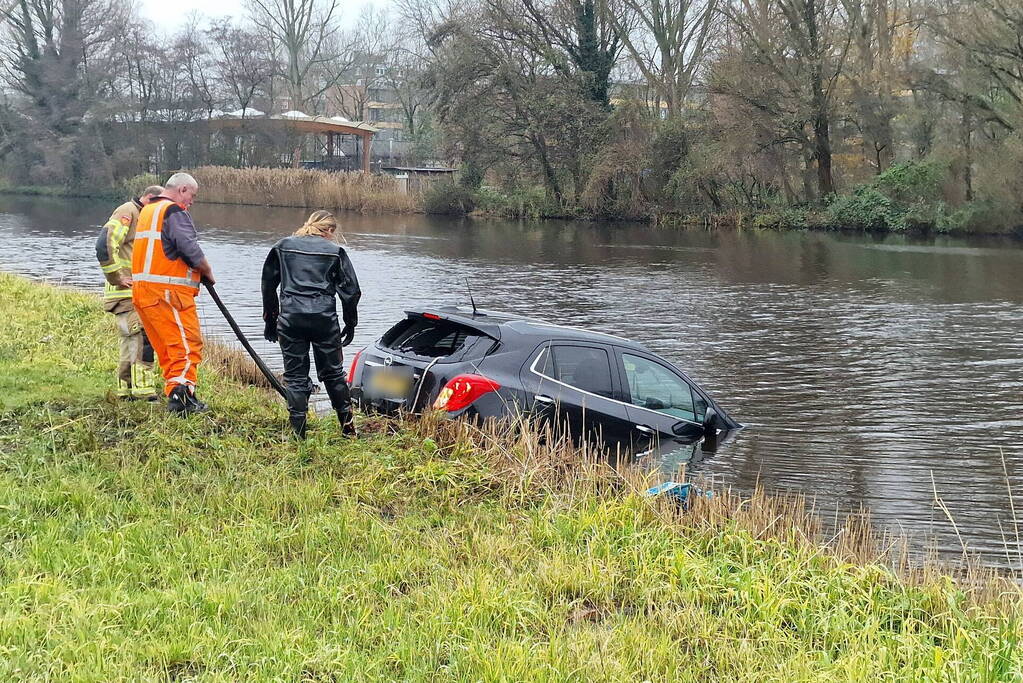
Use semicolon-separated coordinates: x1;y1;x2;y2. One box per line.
465;277;479;316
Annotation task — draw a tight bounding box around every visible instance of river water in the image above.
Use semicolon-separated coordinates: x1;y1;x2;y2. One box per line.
1;194;1021;566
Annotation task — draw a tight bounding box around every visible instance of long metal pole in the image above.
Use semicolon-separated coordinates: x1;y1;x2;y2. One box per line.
204;283;287;398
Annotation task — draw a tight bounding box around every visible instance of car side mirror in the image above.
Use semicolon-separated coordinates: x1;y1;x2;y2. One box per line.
671;421;705;440
701;408;722;452
703;407;723;433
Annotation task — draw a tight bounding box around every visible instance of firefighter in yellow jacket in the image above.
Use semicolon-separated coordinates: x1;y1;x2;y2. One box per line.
95;185;164;399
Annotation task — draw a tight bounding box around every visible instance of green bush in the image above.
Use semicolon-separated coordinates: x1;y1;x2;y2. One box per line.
472;185;562;219
458;162;485;190
751;207;833;231
935;200;1010;234
827;188;900;231
423;182;476;215
872;159;948;204
118;173;162;199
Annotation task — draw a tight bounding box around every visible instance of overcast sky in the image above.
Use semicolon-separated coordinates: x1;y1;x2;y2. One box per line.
137;0;384;30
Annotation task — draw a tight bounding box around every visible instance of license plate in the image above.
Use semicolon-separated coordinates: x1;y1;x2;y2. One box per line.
366;366;413;400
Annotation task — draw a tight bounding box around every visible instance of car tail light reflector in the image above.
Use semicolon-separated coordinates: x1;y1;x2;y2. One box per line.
433;374;501;412
347;347;365;385
423;312;441;320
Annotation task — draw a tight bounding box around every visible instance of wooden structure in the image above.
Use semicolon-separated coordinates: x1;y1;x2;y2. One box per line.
207;115;379;172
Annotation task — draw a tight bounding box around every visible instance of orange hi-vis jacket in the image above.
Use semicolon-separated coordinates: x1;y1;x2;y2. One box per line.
131;199;204;394
131;199;202;294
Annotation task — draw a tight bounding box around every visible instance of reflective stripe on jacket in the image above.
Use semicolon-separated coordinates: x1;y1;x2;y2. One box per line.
96;199;143;302
131;199;201;293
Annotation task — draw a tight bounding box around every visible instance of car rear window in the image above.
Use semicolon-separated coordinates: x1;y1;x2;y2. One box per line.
380;316;489;359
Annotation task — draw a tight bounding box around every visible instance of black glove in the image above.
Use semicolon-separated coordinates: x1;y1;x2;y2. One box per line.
263;313;278;343
340;324;355;347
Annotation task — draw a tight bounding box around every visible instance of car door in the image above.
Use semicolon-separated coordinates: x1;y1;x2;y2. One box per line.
519;341;635;455
614;349;710;455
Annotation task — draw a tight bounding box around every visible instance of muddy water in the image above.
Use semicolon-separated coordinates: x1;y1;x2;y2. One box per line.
1;194;1021;566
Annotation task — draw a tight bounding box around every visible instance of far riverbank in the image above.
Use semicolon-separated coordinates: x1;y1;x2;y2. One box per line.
3;161;1021;237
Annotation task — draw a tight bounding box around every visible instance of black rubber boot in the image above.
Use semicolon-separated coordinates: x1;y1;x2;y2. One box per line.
289;414;308;439
337;410;357;438
167;385;209;416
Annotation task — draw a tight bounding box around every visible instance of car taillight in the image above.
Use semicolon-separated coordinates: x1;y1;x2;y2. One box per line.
432;374;501;412
347;347;365;385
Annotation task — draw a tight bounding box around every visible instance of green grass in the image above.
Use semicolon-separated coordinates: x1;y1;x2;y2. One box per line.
0;272;1020;680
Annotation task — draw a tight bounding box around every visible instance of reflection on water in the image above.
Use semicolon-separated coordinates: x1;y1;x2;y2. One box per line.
1;194;1022;566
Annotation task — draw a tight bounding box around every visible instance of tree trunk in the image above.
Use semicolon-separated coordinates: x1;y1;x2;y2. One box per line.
961;104;973;201
811;73;835;197
814;115;834;198
800;137;817;202
533;133;563;204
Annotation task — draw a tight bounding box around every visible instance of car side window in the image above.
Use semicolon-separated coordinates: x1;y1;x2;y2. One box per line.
621;353;698;421
546;345;614;398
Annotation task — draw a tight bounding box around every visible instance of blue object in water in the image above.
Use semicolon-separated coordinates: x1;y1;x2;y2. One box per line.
645;481;714;507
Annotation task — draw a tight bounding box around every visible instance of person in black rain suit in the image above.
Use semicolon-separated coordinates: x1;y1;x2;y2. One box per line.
261;210;362;438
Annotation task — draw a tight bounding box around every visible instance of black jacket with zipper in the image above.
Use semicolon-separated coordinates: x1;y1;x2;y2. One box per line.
261;235;361;329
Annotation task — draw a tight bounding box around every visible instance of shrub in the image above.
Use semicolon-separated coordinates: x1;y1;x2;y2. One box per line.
935;200;1012;234
458;162;485;190
872;159;948;204
472;185;563;219
423;182;476;215
751;207;833;230
118;173;162;199
827;188;900;231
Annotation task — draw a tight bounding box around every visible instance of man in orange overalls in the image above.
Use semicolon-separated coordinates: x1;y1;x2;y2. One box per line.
131;172;217;415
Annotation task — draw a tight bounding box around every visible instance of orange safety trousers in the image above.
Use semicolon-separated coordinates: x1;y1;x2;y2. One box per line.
134;284;203;395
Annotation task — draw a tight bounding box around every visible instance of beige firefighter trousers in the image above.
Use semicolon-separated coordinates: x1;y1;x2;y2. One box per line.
114;307;159;398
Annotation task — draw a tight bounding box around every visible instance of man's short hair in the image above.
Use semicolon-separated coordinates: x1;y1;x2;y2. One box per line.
164;172;198;190
142;185;164;197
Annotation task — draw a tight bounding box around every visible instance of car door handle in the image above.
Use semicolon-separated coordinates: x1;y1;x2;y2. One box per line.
535;394;555;404
635;425;656;435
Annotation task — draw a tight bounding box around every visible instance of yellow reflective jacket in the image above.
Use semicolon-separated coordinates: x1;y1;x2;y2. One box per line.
96;199;143;312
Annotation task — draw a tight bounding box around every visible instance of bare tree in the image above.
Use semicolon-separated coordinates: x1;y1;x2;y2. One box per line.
383;36;430;136
177;16;221;118
208;19;274;115
840;0;919;172
483;0;623;106
609;0;719;118
0;0;129;181
930;0;1023;132
329;7;390;121
246;0;346;112
717;0;854;197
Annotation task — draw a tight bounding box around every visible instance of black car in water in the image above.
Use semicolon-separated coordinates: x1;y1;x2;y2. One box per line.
348;306;740;454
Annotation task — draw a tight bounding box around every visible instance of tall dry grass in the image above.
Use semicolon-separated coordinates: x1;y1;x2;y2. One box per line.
395;411;1023;608
191;165;420;213
203;339;282;393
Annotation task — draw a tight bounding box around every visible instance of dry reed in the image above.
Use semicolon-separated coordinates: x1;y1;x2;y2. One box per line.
191;165;420;213
391;411;1023;609
203;339;281;392
162;337;1023;609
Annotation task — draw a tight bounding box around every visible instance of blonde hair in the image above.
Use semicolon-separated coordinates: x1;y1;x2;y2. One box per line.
294;210;338;239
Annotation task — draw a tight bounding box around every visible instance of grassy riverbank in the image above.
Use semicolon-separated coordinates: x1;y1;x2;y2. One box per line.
1;272;1021;679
